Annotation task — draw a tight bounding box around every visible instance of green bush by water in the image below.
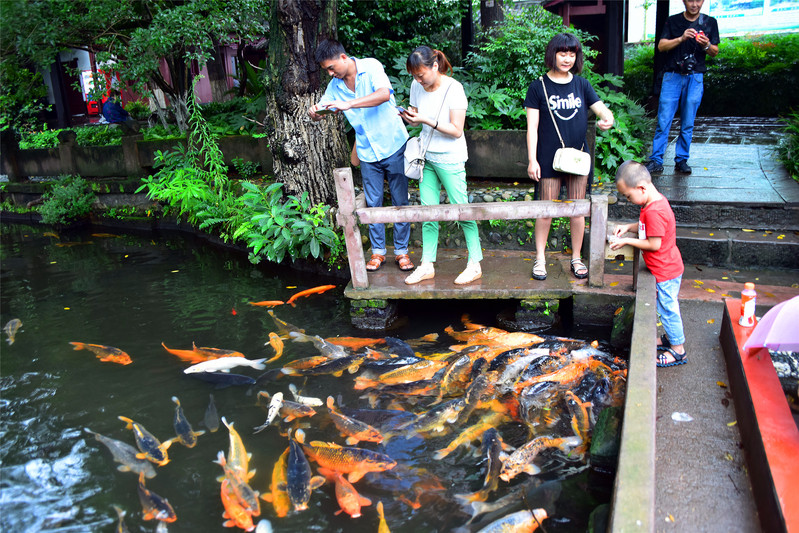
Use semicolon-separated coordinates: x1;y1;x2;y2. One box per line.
38;175;96;225
624;32;799;116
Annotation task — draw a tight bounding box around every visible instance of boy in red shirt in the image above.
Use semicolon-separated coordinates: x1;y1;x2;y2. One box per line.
610;161;687;367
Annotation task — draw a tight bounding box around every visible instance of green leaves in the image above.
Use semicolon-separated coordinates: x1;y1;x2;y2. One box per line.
39;175;96;225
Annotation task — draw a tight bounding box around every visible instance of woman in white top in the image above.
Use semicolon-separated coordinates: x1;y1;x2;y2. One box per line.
400;46;482;285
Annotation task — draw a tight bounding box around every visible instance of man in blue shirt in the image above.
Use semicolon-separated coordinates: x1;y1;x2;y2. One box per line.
102;89;138;132
309;39;413;273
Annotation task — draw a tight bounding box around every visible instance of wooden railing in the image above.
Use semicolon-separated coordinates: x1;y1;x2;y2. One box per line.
333;167;608;290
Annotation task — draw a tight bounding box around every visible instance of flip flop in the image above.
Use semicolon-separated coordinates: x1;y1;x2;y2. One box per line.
656;347;687;367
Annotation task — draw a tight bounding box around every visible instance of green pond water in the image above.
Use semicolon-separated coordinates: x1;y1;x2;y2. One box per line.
0;224;619;533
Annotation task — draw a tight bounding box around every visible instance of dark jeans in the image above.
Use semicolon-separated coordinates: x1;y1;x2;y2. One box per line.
359;143;410;255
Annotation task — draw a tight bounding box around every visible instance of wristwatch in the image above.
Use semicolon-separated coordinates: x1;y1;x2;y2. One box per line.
704;45;710;51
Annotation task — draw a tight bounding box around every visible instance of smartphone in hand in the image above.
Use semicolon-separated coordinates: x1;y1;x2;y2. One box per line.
396;106;407;114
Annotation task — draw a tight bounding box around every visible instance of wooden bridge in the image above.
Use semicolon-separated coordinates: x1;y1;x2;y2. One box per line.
333;167;620;300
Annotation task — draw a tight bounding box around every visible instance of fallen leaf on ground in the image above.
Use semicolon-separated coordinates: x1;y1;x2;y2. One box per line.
742;229;755;232
610;281;619;287
725;452;734;461
765;292;775;298
614;307;623;316
694;279;704;285
707;319;715;324
727;420;737;427
666;514;675;523
706;288;716;293
717;381;727;388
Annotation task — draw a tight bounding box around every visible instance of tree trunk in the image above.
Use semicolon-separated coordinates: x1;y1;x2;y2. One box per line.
208;38;231;103
480;0;504;33
263;0;348;206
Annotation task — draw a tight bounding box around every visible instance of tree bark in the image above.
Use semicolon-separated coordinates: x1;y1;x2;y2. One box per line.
480;0;504;33
208;38;231;103
263;0;348;206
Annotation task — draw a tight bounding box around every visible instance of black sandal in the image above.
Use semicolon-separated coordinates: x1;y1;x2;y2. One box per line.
658;335;671;349
656;347;687;367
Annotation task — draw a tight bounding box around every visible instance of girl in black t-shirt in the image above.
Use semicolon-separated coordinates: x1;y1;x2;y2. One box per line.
524;33;614;281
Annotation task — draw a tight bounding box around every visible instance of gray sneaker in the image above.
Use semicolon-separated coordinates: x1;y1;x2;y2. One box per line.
644;160;664;174
675;160;692;174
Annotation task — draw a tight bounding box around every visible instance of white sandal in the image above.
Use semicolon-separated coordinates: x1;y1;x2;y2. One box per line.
454;262;482;285
405;263;435;285
532;258;547;280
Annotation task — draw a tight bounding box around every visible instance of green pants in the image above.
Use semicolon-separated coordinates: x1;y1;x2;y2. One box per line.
420;160;482;263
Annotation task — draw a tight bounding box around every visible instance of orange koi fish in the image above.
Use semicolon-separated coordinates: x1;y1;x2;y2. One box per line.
286;285;336;306
377;501;391;533
265;333;283;363
326;396;383;445
317;467;372;518
325;336;385;350
353;360;448;390
296;430;396;483
261;447;291;518
565;390;591;454
281;355;330;371
220;478;255;531
432;411;505;460
514;360;589;393
192;343;245;359
499;436;580;482
221;417;256;481
112;505;130;533
248;300;285;308
160;342;208;364
70;342;132;365
118;416;173;466
137;472;177;522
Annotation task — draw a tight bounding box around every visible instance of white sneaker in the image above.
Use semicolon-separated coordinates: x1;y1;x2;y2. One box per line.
404;263;435;285
454;262;482;285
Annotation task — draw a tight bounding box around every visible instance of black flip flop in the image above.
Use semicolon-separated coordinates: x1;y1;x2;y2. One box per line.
656;347;687;367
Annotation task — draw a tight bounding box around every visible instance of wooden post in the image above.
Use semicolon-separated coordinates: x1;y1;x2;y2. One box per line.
333;167;369;289
589;194;608;287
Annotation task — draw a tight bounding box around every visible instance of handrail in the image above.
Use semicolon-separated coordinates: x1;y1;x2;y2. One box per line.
333;166;608;290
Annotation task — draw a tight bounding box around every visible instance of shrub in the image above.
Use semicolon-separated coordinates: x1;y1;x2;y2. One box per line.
74;126;124;146
19;126;62;149
125;100;150;120
776;111;799;183
39;175;96;225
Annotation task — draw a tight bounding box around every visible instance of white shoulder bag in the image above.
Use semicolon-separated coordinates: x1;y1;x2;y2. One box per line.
403;82;452;180
540;77;591;176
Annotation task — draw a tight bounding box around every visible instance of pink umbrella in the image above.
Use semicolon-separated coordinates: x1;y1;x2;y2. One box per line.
743;295;799;353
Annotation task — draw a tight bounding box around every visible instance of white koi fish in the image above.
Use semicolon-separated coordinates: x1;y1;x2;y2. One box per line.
184;357;267;374
288;383;323;407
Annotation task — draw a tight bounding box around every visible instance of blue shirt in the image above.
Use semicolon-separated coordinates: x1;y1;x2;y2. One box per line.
102;99;129;124
319;57;408;163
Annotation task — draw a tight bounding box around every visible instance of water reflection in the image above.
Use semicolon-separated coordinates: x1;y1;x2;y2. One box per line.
0;225;621;532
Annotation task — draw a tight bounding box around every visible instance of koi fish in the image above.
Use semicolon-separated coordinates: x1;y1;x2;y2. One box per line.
514;360;590;393
204;394;220;433
499;436;580;482
353;359;447;390
288;383;323;407
161;342;208;364
326;396;383;445
220;479;255;532
377;501;391;533
433;411;505;460
253;392;283;432
4;319;22;345
267;310;305;337
184;357;267;374
288;331;347;359
118;416;173;466
325;336;385;350
475;508;548;533
192;343;246;359
215;451;261;516
282;354;366;377
254;519;273;533
137;472;177;522
84;428;156;479
113;505;130;533
454;428;505;505
286;285;336;306
565;390;591;453
171;396;205;447
265;333;284;363
70;342;132;365
281;355;330;371
283;437;325;511
429;354;472;405
91;233;121;238
317;467;372;518
221;417;255;481
260;447;291;518
248;300;285;307
297;431;397;483
393;397;466;439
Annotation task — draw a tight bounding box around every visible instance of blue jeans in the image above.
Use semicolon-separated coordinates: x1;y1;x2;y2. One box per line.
649;72;704;165
656;275;685;346
360;144;410;256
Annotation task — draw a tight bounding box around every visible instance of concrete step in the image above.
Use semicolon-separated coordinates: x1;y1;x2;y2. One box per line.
675;226;799;270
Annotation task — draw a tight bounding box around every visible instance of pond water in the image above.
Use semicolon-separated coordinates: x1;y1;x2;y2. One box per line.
0;224;622;533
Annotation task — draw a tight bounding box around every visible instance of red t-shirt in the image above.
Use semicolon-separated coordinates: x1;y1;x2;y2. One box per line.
639;196;683;282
